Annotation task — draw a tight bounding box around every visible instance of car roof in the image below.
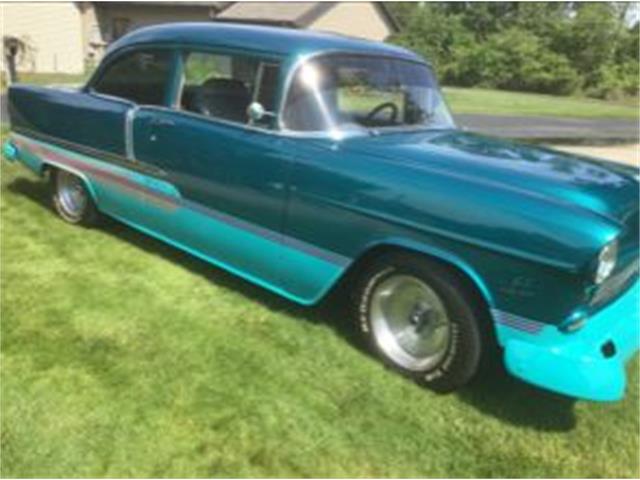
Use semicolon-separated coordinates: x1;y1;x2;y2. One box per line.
105;22;425;64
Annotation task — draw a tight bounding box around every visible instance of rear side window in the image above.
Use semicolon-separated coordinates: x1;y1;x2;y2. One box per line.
93;49;173;105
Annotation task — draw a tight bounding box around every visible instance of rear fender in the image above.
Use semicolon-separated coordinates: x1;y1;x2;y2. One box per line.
8;136;100;205
42;160;100;205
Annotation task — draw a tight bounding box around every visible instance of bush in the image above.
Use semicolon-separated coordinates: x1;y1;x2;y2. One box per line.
450;29;580;95
386;3;638;100
587;61;640;100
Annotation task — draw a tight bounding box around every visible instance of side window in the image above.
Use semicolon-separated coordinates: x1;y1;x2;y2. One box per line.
179;51;279;126
93;49;172;106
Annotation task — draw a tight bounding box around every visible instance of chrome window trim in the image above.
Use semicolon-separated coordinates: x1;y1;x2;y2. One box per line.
248;62;265;128
248;60;279;127
252;62;266;104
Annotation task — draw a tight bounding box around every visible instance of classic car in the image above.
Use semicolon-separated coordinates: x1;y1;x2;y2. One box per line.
3;23;639;401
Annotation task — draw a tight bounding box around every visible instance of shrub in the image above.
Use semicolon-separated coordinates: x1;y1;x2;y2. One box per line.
449;29;580;95
386;3;638;100
587;61;640;100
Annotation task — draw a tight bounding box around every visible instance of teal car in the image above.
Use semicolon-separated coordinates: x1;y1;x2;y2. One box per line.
3;23;638;402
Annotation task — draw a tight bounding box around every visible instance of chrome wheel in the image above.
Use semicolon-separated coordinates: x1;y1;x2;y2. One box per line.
370;274;452;371
56;171;87;219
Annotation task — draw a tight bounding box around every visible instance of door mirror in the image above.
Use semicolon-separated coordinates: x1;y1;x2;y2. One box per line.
247;102;275;123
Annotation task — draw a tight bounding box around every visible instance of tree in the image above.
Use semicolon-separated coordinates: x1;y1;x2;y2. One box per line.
385;1;639;98
562;3;623;88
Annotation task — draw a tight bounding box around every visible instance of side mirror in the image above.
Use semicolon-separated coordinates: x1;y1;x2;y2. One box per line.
247;102;275;123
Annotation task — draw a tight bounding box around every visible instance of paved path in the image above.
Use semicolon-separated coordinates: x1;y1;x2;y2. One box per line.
553;144;638;166
1;93;637;143
456;113;639;143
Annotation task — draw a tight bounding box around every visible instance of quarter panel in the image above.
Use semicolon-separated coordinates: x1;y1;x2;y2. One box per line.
9;85;129;156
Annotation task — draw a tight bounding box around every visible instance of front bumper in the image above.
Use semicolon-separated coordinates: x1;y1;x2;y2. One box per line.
496;279;639;401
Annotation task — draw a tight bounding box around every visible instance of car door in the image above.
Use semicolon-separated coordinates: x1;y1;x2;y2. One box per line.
132;49;293;289
84;47;177;224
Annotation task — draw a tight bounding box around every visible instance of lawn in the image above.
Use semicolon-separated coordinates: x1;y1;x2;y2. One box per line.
443;86;639;119
1;72;93;94
0;126;639;477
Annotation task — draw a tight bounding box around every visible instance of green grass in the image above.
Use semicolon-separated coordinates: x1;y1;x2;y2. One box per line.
443;86;640;119
1;72;92;93
1;127;639;477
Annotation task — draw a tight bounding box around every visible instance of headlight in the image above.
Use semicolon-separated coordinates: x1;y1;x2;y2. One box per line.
595;240;618;284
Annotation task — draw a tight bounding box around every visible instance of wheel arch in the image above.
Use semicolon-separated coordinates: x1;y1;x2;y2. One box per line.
339;238;496;318
42;162;99;204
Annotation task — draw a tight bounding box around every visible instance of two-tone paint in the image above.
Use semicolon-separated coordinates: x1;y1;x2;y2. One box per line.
4;23;639;401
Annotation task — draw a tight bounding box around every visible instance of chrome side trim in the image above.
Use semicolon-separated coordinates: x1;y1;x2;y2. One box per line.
125;106;139;161
491;309;546;334
13;131;352;269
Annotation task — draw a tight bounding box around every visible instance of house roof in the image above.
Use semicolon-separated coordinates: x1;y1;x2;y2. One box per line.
214;2;399;32
105;22;419;63
100;1;230;10
96;2;399;32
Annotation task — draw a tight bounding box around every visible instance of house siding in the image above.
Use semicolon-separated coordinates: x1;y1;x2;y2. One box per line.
88;4;212;63
308;2;392;41
1;2;85;73
92;4;211;43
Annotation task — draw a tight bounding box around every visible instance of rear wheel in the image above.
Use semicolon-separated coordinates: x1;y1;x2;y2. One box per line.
352;252;483;393
51;169;99;226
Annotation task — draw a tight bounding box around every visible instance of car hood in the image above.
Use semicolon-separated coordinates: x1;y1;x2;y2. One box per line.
340;129;639;227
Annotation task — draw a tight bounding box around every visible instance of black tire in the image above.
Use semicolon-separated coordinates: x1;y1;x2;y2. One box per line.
352;252;483;393
50;168;99;227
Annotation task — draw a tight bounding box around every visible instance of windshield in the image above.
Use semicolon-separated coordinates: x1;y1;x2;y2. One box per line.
282;54;455;134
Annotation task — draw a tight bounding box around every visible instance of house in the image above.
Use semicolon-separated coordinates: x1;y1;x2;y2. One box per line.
214;2;397;41
1;2;398;75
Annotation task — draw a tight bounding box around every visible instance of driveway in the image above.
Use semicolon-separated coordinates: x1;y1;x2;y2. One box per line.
552;143;638;166
456;114;639;143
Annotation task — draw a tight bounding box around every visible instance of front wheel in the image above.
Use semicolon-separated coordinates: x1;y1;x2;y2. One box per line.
352;253;483;393
51;169;99;226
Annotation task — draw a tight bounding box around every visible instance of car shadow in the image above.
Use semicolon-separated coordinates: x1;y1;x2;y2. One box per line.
6;176;577;432
458;361;577;431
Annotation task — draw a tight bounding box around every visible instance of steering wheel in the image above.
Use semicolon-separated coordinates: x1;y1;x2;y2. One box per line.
365;102;399;123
